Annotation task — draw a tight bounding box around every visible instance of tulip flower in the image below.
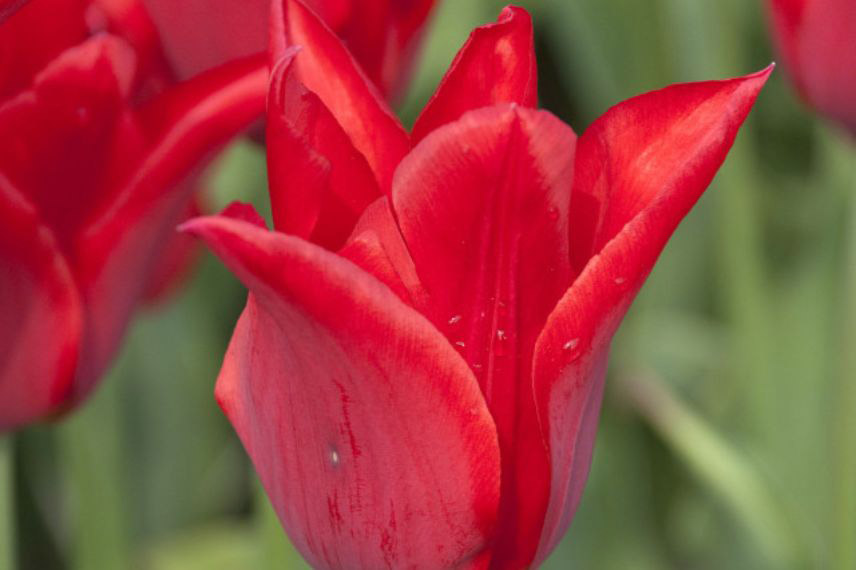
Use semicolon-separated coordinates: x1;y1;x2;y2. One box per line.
184;2;771;567
95;0;437;98
0;0;267;430
766;0;856;134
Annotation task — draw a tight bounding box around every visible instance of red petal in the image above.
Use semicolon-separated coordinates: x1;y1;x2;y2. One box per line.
0;0;89;98
569;66;774;276
0;35;137;247
339;196;426;307
182;213;500;569
775;0;856;133
533;68;771;564
139;0;268;79
0;0;28;23
411;6;537;144
767;0;806;81
0;174;82;431
267;50;380;248
392;104;576;566
89;0;175;94
221;200;269;228
72;55;267;401
270;0;410;193
336;0;437;98
141;193;203;304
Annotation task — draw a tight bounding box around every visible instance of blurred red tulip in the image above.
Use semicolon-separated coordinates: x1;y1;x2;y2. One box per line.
97;0;437;98
0;0;267;430
185;2;772;567
766;0;856;133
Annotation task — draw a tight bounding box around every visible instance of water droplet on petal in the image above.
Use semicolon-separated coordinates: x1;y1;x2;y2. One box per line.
330;449;340;467
563;338;579;351
614;277;626;285
448;315;462;325
455;340;466;348
496;329;507;341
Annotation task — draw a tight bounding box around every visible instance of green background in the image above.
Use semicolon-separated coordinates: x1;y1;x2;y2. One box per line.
3;0;855;568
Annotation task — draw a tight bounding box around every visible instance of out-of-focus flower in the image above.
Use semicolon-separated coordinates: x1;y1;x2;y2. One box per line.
766;0;856;133
185;2;771;568
96;0;438;98
0;0;267;430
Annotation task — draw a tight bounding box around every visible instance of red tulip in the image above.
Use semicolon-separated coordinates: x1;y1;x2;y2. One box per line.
184;2;771;567
0;0;267;430
96;0;438;98
766;0;856;133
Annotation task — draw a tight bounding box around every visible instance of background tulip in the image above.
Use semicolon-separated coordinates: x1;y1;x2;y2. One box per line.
0;0;267;430
765;0;856;134
185;3;770;567
97;0;438;98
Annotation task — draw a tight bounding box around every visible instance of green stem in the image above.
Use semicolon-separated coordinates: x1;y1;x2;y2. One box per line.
58;377;130;570
0;437;14;570
621;370;802;567
827;128;856;570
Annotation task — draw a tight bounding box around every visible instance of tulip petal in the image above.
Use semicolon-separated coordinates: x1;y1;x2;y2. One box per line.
338;0;436;97
339;197;426;307
793;0;856;132
533;68;771;564
139;0;268;79
0;34;137;246
89;0;174;91
0;0;89;98
0;174;82;431
182;212;500;570
72;55;267;401
271;0;410;192
267;50;380;248
141;193;203;304
0;0;28;23
392;104;576;566
411;6;537;144
569;66;774;275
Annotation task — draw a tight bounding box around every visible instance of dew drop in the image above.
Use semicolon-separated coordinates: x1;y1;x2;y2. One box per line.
472;363;484;370
563;338;579;351
614;277;626;285
330;449;340;467
448;315;462;325
496;329;507;341
455;340;466;348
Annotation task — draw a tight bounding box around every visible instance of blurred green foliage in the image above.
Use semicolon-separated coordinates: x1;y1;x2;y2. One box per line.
3;0;854;568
